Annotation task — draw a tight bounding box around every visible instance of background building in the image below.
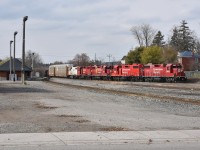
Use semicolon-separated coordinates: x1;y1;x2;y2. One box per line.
178;51;200;71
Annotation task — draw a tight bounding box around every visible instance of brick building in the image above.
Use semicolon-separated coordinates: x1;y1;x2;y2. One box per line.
178;51;200;71
0;58;32;80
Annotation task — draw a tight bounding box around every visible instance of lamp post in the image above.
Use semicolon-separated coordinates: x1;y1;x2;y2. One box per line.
21;16;28;84
10;40;13;80
13;31;18;81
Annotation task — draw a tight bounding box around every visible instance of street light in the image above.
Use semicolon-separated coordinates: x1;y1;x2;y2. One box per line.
13;31;18;81
21;16;28;84
10;40;13;80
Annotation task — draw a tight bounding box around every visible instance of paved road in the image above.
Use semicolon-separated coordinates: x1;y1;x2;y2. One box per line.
0;130;200;150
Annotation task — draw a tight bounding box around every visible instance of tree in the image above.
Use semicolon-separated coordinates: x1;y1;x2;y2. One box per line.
170;27;180;50
152;31;165;47
170;20;196;51
162;46;178;63
25;50;46;77
68;53;90;66
179;20;195;51
125;47;144;64
130;26;143;47
89;58;104;66
25;50;43;68
141;46;164;64
195;39;200;54
131;24;156;47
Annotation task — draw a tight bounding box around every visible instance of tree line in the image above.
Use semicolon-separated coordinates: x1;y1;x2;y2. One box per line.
126;20;200;64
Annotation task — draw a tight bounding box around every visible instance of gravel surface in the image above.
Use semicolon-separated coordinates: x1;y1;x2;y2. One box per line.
0;79;200;133
50;78;200;103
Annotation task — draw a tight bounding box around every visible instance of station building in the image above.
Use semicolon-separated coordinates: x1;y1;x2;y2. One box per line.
0;58;32;80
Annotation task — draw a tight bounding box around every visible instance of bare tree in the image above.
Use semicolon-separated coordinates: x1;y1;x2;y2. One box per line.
68;53;90;66
131;24;156;47
25;50;45;77
25;50;43;68
130;26;143;47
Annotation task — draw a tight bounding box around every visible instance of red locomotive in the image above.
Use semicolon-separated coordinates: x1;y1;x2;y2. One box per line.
49;63;187;82
143;63;186;82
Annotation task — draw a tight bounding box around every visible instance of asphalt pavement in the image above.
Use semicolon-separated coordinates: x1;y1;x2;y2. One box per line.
0;130;200;150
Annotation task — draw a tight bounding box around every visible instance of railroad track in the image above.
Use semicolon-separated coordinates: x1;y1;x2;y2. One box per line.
45;80;200;106
82;79;200;91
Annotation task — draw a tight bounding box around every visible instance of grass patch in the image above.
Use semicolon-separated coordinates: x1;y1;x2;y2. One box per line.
74;119;90;123
57;115;81;118
35;103;58;109
101;127;130;131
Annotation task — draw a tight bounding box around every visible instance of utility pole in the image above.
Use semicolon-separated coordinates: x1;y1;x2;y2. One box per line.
95;53;96;65
21;16;28;84
107;54;112;66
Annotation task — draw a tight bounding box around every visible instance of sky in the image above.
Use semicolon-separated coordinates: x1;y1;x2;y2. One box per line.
0;0;200;64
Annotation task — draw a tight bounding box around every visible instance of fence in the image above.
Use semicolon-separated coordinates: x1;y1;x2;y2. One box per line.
185;71;200;78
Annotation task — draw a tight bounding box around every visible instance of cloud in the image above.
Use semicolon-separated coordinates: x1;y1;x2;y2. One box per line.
1;0;200;63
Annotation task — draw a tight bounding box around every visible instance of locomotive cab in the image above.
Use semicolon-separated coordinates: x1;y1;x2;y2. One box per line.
172;64;187;81
165;64;186;81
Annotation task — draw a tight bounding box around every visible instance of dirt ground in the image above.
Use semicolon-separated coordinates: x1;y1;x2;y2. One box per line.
0;79;200;133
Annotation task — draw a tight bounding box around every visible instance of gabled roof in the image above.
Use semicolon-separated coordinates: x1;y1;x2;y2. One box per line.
178;51;200;58
0;58;32;72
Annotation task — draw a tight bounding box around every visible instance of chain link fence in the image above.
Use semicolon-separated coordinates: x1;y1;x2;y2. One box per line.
185;71;200;78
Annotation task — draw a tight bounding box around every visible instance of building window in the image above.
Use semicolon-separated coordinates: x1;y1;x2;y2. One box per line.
195;58;199;64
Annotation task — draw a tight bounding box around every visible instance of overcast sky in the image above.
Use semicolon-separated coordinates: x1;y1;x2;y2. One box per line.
0;0;200;63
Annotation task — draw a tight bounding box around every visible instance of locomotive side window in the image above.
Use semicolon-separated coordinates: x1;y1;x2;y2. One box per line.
133;66;139;68
125;66;129;68
144;66;150;68
172;66;177;68
172;65;182;68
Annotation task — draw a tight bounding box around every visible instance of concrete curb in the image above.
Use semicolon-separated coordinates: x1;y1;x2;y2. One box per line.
0;130;200;147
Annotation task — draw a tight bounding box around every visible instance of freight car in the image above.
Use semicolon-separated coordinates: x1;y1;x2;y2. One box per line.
49;64;73;77
49;63;187;82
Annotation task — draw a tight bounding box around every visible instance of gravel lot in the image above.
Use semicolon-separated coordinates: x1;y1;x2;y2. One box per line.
0;79;200;133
